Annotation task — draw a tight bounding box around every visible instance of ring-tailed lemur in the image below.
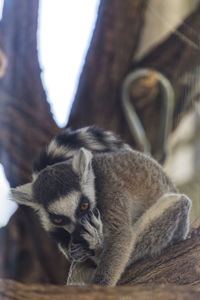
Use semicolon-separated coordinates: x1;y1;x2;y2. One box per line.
11;126;191;286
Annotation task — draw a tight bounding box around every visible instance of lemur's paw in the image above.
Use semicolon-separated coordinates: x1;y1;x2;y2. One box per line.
80;209;103;250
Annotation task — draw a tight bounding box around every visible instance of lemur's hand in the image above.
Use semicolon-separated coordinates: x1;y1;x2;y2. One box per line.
68;209;103;262
80;208;104;251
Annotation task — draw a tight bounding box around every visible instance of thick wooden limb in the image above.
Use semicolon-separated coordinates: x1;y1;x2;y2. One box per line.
0;281;200;300
136;5;200;81
68;0;148;139
0;0;65;285
0;0;50;111
0;91;59;187
0;207;68;284
131;5;200;148
0;0;59;186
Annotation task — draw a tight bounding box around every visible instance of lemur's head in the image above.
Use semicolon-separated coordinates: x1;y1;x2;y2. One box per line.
11;148;96;260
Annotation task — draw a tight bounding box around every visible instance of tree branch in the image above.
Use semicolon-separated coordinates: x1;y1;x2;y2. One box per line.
68;0;148;139
1;0;49;111
134;5;200;129
0;0;59;186
0;0;64;285
0;207;68;284
135;5;200;81
1;220;200;299
68;4;200;156
1;280;200;300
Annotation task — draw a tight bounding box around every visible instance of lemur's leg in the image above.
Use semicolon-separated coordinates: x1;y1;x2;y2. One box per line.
91;223;133;286
90;196;134;287
129;193;191;264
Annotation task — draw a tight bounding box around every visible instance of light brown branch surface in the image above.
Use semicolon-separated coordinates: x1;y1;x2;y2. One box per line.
0;281;200;300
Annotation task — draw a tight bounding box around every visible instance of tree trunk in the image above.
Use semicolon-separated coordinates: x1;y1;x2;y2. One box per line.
0;0;67;284
68;0;149;142
0;0;59;186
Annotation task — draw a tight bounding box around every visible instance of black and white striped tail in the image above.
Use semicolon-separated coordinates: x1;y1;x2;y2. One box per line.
33;126;131;174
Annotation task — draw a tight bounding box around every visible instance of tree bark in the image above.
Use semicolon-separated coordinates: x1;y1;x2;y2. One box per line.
0;281;200;300
69;4;200;156
0;0;66;284
0;0;59;187
0;220;200;299
68;0;148;138
134;4;200;131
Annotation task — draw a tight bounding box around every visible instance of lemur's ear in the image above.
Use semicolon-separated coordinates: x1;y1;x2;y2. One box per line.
72;148;93;179
10;183;40;210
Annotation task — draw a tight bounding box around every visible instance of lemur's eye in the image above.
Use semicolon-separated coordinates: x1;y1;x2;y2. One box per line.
49;213;71;226
53;217;63;225
76;196;90;217
80;202;89;211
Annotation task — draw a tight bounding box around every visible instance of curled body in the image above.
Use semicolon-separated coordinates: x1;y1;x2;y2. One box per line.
67;150;191;285
11;127;191;287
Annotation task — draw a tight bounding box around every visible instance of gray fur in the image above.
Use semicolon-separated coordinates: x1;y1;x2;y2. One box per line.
11;146;191;287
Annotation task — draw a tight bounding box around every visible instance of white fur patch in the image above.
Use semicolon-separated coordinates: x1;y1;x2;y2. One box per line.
47;140;75;158
37;207;55;231
58;243;69;260
48;191;80;224
81;177;96;210
78;131;106;151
